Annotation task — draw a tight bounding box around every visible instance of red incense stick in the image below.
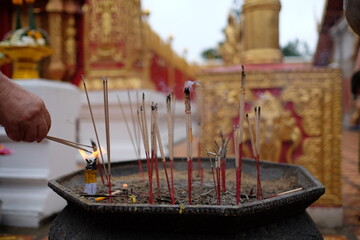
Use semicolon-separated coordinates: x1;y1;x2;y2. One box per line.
184;87;193;205
166;94;176;204
255;107;263;200
138;96;154;204
236;65;246;204
154;104;174;204
151;103;160;195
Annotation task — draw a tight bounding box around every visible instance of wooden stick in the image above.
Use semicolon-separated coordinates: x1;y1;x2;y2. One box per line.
151;103;160;194
246;114;257;158
166;94;176;203
82;75;107;184
117;95;144;179
103;77;112;202
255;106;263;200
45;136;92;153
95;189;122;202
208;153;220;205
127;90;144;179
234;126;240;204
154;104;174;204
184;87;193;205
236;65;246;204
138;95;154;204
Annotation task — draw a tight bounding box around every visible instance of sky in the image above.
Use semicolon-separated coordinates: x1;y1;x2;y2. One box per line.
141;0;326;63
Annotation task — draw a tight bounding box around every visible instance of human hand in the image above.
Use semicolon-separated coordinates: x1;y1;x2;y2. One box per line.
0;72;51;142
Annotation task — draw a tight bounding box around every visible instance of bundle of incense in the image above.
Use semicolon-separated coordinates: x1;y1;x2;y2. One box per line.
153;103;174;204
151;103;160;194
137;94;154;204
45;136;92;153
184;87;193;205
103;78;112;202
82;76;107;185
166;94;176;204
235;65;246;204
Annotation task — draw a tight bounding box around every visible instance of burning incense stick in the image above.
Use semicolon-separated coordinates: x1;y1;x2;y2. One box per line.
82;76;107;185
45;136;92;153
103;78;112;202
235;65;246;204
166;94;176;203
151;103;160;193
154;103;174;204
184;87;193;205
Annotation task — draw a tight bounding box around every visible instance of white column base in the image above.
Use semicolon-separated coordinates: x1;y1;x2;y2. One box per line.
307;206;343;228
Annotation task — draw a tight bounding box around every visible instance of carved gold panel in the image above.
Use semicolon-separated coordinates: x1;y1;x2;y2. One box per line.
197;67;342;207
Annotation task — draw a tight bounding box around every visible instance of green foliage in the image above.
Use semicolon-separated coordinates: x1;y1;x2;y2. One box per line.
201;47;222;60
281;39;311;57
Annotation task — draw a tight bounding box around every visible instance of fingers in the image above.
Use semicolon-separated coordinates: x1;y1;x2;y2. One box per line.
43;106;51;132
36;116;50;142
4;125;24;142
24;124;38;142
4;104;51;143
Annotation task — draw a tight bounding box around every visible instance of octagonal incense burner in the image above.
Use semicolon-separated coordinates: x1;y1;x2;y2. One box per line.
48;158;324;239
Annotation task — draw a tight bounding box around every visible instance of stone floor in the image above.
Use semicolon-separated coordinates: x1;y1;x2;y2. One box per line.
0;130;359;240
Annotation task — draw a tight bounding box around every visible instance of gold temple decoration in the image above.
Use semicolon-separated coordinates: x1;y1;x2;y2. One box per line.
198;67;342;207
219;12;243;65
63;0;77;81
242;0;283;64
46;0;66;80
219;0;283;65
83;0;196;90
0;46;52;79
0;53;11;66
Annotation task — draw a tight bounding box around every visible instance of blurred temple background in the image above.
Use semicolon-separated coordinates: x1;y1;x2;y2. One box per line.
0;0;359;239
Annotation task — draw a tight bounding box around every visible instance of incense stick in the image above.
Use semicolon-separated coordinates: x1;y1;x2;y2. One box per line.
103;77;112;202
82;76;107;184
184;87;193;205
127;90;143;178
154;104;174;204
117;95;144;179
151;103;160;193
166;94;176;204
45;136;92;153
236;65;246;204
138;95;154;204
255;106;263;200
